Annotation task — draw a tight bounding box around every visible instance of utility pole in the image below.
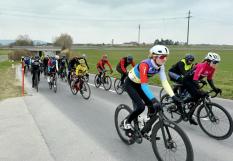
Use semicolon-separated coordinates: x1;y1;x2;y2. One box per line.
138;24;141;45
112;39;114;46
186;10;192;45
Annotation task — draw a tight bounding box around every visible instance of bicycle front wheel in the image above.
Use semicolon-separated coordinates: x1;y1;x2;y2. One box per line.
114;78;124;95
103;76;112;91
35;73;38;92
161;94;183;123
80;81;91;100
197;102;233;140
151;120;194;161
53;77;57;93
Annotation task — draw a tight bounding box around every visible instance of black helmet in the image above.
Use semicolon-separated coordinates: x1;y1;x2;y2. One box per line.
35;55;40;60
127;55;133;62
185;54;195;62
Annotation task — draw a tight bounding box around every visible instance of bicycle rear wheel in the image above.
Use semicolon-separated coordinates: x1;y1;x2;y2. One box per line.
114;78;124;95
114;104;135;145
197;102;233;140
103;76;112;91
80;81;91;100
161;94;183;123
151;120;194;161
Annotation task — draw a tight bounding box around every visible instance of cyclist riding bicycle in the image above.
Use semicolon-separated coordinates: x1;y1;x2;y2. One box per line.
169;54;195;83
58;56;68;76
47;56;58;83
123;45;181;135
72;58;88;89
43;55;49;74
31;56;41;88
116;56;135;85
182;52;222;125
96;54;113;83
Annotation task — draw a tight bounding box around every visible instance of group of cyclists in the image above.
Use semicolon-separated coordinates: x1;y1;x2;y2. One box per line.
23;45;222;122
21;45;231;161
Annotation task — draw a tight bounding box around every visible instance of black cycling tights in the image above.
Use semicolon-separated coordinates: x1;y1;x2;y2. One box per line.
124;77;155;123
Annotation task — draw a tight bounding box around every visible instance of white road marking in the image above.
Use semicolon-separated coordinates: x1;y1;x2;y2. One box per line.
88;83;116;93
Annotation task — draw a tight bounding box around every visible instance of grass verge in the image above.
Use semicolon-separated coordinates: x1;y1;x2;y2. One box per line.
0;61;21;100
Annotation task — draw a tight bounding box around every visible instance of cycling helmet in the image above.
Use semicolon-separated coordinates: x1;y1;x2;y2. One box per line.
55;55;59;60
79;58;85;64
34;55;40;60
205;52;221;62
185;54;195;62
102;54;108;59
127;55;133;62
82;54;86;58
149;45;169;55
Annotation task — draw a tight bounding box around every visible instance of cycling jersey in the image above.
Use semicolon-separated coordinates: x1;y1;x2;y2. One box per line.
128;58;174;100
193;62;215;81
169;58;193;76
76;64;88;76
97;59;112;70
116;57;135;73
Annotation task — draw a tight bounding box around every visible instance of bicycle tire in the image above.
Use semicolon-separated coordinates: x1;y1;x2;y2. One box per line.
151;120;194;161
160;94;183;123
103;76;112;91
114;78;124;95
94;74;101;88
80;81;91;100
197;102;233;140
114;104;135;145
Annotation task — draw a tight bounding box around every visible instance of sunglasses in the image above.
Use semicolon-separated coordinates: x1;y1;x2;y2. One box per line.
212;61;219;64
156;55;168;60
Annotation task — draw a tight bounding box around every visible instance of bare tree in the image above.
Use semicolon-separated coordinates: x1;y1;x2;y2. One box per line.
13;34;33;46
54;33;73;50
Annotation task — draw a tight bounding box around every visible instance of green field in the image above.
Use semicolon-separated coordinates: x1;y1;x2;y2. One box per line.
71;46;233;99
0;49;11;55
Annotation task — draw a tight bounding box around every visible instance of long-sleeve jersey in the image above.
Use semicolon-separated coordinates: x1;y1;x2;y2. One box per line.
128;58;174;101
48;59;58;71
169;58;193;76
193;62;215;81
116;57;135;73
97;59;112;70
76;64;88;76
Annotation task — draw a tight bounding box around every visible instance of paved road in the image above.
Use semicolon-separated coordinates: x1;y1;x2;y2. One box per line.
16;67;233;161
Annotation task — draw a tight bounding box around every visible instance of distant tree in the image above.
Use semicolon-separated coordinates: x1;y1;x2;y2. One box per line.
12;34;33;46
154;38;180;45
54;33;73;50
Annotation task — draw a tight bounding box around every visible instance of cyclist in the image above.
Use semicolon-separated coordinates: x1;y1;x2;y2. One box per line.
31;55;41;88
169;54;195;83
47;56;58;83
71;58;88;90
24;56;31;72
123;45;181;135
58;55;68;77
68;56;79;84
116;55;135;85
182;52;222;125
43;55;49;75
96;54;113;83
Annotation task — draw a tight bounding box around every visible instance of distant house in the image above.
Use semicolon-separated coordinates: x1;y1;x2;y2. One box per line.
121;42;139;46
11;46;61;57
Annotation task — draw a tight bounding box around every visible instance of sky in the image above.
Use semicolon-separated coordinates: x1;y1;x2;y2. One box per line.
0;0;233;44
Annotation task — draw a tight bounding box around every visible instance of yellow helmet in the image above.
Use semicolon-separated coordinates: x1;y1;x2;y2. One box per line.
79;58;85;64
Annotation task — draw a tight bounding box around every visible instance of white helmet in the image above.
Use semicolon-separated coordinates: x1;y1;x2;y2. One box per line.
205;52;221;62
150;45;170;55
55;55;59;60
